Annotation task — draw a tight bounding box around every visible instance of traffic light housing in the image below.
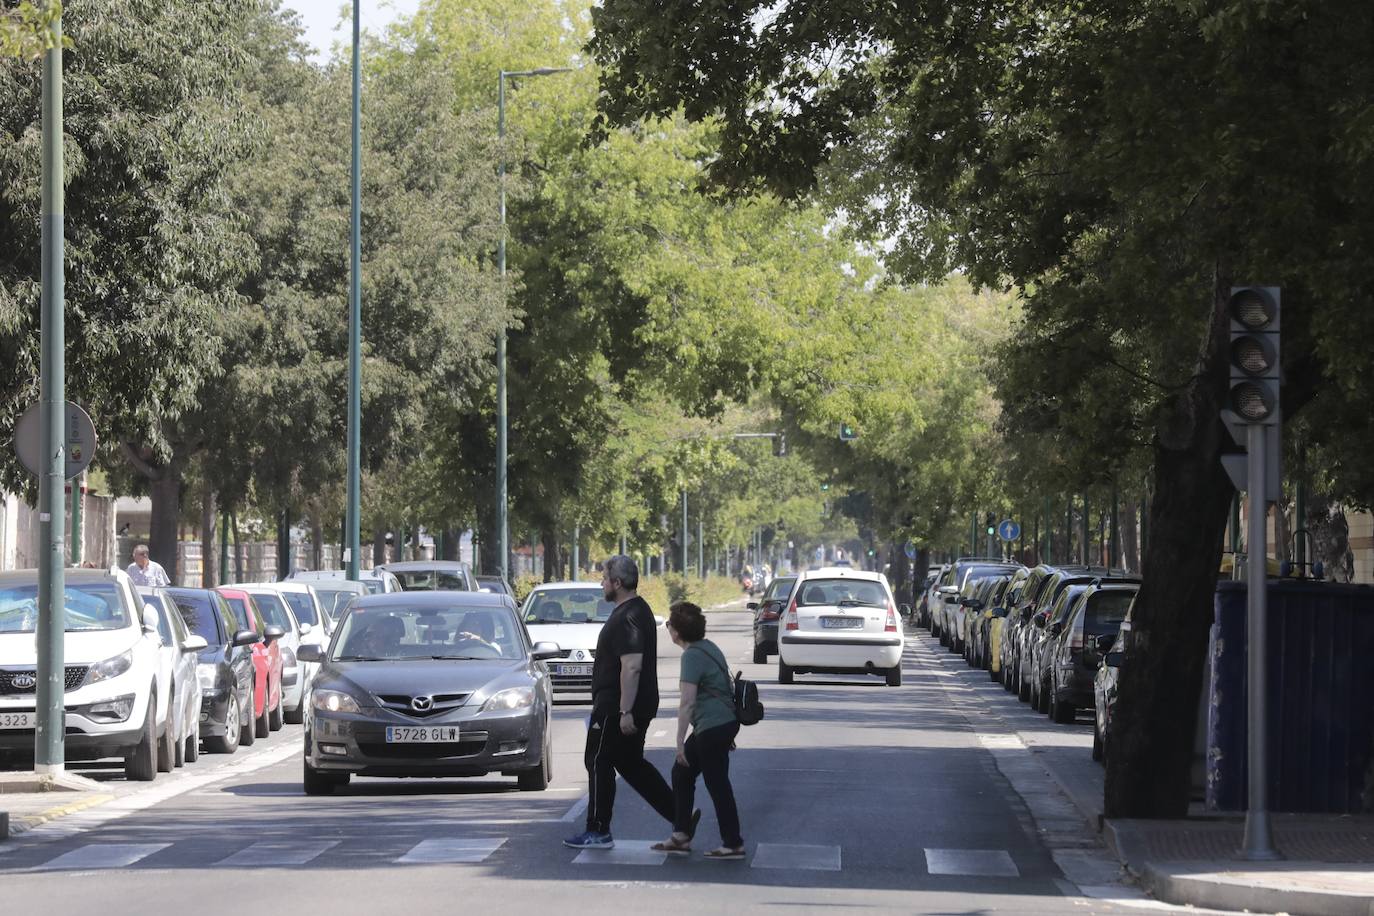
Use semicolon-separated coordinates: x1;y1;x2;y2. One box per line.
773;433;787;457
1226;287;1280;426
839;423;858;441
985;512;996;537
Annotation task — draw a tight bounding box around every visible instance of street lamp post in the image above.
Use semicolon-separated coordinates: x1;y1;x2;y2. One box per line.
344;0;362;580
496;66;572;582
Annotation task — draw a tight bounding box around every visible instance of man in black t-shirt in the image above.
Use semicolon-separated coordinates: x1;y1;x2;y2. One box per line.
564;555;676;849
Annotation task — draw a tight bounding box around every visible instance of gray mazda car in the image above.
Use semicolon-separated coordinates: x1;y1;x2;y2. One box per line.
298;591;559;795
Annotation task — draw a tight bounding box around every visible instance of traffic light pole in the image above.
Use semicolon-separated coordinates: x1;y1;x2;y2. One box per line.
36;10;66;774
344;0;362;580
1240;423;1280;860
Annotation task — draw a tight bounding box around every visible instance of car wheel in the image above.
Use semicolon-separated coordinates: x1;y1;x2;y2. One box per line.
753;645;767;665
1050;695;1075;724
254;687;270;739
990;664;1000;683
173;720;185;768
778;659;794;685
284;697;304;726
1091;725;1104;762
185;720;200;763
304;754;337;796
885;666;902;687
1037;678;1051;714
518;740;551;792
240;685;257;747
156;700;176;774
268;692;284;732
207;692;240;754
125;698;158;782
1018;672;1031;703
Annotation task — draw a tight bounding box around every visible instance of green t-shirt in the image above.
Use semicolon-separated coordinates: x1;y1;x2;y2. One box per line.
681;639;737;732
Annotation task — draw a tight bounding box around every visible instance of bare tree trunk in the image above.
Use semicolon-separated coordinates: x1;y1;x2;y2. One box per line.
541;530;561;583
200;482;216;588
231;511;243;583
372;527;386;567
1274;497;1292;565
311;515;324;571
1122;501;1139;573
149;467;183;584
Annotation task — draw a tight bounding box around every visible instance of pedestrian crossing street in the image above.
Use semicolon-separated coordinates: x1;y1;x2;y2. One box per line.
6;838;1026;877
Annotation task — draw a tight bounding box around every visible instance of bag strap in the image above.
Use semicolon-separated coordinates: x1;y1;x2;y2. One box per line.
688;644;739;711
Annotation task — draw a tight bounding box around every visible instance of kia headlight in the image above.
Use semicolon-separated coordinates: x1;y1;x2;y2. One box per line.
86;694;136;722
312;689;361;714
87;649;134;685
482;686;534;712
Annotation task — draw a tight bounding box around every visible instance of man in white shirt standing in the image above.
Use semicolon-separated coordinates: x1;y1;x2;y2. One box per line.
126;544;170;587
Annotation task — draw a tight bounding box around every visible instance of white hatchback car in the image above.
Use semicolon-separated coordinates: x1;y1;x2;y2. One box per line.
138;586;209;769
778;567;905;686
520;582;615;695
0;568;198;779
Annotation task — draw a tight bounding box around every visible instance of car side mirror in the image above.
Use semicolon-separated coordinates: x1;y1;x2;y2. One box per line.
899;604;911;616
263;625;285;643
1105;651;1124;668
1033;613;1047;629
232;629;260;648
994;606;1010;618
296;644;324;663
298;622;313;636
1095;633;1115;653
1049;621;1063;636
142;605;161;634
180;635;208;653
531;641;561;661
747;602;759;611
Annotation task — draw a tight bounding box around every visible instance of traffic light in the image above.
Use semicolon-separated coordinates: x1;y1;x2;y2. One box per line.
773;433;787;457
820;483;830;491
985;512;996;537
839;423;858;441
1226;287;1280;425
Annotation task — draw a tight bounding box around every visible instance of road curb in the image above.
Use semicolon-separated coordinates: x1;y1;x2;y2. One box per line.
1136;860;1374;916
5;793;115;839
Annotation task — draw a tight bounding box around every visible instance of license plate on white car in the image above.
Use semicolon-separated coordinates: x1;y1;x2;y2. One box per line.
554;664;592;676
385;726;459;743
821;617;863;629
0;711;34;729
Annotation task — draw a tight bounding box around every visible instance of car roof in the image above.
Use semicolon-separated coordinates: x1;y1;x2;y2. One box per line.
0;567;131;587
306;580;368;594
243;580;315;594
798;567;887;583
350;591;516;611
377;561;471;572
527;581;602;591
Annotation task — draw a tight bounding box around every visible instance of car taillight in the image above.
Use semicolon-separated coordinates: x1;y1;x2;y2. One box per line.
760;608;780;621
784;598;799;631
885;605;898;633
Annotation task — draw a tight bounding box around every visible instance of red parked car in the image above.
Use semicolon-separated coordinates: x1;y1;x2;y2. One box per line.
216;587;285;739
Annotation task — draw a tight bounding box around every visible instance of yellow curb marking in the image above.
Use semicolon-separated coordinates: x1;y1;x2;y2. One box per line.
11;793;115;834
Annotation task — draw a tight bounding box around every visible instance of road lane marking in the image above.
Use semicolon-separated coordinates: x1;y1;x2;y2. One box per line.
34;843;170;871
924;848;1020;877
572;839;666;866
218;840;339;866
751;843;841;871
396;838;506;864
561;795;589;822
652;730;666;738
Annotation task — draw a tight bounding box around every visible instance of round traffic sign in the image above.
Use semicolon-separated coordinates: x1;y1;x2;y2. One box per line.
13;400;98;480
903;541;917;560
997;519;1021;542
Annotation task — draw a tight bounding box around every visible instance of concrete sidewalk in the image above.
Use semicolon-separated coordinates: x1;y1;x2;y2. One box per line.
0;772;113;840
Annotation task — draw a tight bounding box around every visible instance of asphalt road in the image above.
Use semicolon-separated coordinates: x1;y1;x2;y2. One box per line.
0;604;1196;915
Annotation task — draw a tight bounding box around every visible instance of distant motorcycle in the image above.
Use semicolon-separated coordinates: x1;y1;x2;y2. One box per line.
741;576;754;593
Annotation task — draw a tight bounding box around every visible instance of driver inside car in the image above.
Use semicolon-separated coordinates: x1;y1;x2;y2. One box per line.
453;613;499;653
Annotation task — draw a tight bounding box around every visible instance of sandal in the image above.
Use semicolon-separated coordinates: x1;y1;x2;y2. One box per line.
703;845;746;861
650;833;692;856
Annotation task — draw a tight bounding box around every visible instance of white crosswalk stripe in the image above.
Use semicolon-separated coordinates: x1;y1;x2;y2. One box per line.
218;841;339;866
571;839;666;866
924;848;1020;877
751;843;842;871
395;838;506;864
34;843;171;871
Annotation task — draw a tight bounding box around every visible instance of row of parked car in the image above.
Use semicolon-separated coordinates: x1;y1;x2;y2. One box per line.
0;560;506;781
913;556;1139;761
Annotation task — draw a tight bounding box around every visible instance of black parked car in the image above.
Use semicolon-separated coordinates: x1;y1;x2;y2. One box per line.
299;591;557;795
1047;581;1138;724
750;575;797;664
166;588;259;754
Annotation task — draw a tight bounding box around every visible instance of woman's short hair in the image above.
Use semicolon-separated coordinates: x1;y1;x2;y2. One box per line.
668;601;706;642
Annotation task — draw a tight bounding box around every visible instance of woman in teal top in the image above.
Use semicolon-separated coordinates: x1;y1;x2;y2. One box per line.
651;601;744;859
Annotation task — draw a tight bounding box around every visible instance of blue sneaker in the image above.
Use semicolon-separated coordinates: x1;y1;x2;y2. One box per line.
563;830;615;850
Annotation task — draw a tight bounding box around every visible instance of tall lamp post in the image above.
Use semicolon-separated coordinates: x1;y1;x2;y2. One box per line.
344;0;363;580
496;66;572;581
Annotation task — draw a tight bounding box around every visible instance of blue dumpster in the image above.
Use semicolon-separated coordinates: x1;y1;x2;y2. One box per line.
1206;579;1374;813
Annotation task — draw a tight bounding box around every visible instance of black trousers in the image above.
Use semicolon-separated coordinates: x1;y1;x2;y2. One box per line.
672;720;742;847
584;710;674;834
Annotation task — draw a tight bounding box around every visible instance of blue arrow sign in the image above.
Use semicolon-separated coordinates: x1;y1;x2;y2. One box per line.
997;519;1021;542
903;541;916;560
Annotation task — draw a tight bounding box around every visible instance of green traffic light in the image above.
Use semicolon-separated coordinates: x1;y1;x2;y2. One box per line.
986;527;995;536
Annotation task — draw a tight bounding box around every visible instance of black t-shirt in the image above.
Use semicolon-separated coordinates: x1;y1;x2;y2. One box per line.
591;595;659;719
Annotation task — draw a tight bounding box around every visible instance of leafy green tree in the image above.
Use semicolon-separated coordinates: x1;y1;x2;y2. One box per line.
587;0;1374;817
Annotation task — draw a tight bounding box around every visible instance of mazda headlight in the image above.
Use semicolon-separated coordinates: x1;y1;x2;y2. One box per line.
87;649;134;685
312;689;361;713
482;686;534;712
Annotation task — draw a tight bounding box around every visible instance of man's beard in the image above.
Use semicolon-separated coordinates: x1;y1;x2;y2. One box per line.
603;586;615;602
